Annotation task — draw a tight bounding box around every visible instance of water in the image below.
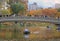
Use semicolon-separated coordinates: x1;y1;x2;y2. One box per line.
24;35;29;38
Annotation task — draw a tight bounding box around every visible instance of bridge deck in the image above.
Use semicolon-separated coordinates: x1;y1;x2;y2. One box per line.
0;16;60;24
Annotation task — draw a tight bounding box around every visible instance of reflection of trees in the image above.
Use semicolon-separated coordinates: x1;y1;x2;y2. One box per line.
13;24;20;39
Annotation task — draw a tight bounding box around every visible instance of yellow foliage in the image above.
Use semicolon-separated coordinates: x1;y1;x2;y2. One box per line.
55;12;60;17
0;9;12;15
7;8;13;15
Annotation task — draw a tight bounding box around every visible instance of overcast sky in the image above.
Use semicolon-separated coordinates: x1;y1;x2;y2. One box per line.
28;0;60;8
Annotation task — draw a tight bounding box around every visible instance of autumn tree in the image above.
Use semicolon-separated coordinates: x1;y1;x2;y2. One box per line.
55;12;60;18
42;8;57;17
56;8;60;17
28;9;42;16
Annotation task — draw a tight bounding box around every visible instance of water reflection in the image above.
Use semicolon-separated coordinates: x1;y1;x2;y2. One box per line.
24;35;29;38
0;22;60;40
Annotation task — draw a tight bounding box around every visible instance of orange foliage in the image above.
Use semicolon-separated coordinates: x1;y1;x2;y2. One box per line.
42;8;57;16
28;9;57;17
29;10;36;15
28;10;42;16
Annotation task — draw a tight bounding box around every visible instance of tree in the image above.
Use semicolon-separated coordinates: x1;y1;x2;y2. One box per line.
1;9;11;15
42;8;57;17
10;3;24;16
0;1;2;9
55;12;60;18
57;8;60;12
28;9;42;16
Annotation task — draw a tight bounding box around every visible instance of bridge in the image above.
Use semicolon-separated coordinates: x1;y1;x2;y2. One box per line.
0;16;60;24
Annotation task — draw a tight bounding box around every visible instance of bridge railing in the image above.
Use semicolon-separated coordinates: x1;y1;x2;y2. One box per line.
0;16;60;20
0;16;60;23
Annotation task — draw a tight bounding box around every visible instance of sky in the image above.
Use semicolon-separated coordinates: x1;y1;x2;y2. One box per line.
28;0;60;8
